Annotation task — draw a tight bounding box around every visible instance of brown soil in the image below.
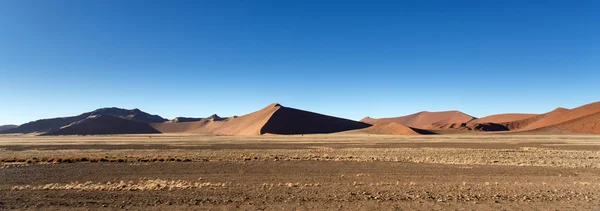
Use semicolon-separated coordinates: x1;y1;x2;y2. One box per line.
2;135;600;210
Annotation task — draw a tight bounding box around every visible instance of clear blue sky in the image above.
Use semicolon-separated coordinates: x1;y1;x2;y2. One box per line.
1;0;599;125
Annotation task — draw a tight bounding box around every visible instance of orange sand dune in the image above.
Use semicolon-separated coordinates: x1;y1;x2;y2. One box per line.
152;103;370;136
358;122;420;135
361;111;475;128
467;113;537;125
497;113;552;131
528;111;600;134
519;102;600;131
43;115;161;135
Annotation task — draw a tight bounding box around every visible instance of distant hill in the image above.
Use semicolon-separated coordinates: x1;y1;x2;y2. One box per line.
0;108;167;134
166;114;224;123
0;124;18;132
152;103;371;136
6;101;600;136
43;115;161;136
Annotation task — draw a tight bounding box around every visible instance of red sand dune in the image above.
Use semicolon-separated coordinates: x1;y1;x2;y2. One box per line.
358;122;421;135
467;113;537;125
532;112;600;134
361;111;475;128
152;103;370;136
43;115;161;135
519;102;600;131
496;113;552;131
495;102;600;132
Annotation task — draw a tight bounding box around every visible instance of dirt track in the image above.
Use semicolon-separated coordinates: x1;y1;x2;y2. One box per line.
1;134;600;210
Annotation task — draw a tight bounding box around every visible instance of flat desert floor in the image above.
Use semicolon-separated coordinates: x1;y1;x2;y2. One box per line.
1;134;600;210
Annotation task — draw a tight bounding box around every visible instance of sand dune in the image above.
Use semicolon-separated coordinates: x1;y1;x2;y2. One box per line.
492;102;600;133
351;122;422;135
260;105;371;135
447;113;538;132
467;113;537;125
361;111;475;128
43;115;160;135
7;101;600;136
519;102;600;131
152;103;370;136
526;111;600;134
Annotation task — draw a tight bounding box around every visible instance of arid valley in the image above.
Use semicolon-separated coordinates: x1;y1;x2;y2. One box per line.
3;1;600;210
2;101;600;210
1;134;600;210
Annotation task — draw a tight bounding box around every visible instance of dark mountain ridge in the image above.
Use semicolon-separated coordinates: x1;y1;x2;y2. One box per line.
0;107;167;134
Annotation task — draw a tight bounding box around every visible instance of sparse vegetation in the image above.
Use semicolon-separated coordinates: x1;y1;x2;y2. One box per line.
1;134;599;210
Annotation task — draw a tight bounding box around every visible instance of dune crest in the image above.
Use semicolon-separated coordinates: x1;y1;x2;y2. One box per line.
152;103;370;136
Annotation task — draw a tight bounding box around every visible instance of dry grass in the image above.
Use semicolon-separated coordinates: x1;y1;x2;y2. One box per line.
11;179;231;191
2;146;599;169
1;134;600;169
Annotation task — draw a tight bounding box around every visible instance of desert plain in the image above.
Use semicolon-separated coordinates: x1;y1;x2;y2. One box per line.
1;134;600;210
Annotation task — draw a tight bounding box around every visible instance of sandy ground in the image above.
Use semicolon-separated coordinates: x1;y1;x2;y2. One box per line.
1;134;600;210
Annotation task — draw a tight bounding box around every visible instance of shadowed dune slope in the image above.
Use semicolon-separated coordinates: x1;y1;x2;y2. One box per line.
43;115;161;135
260;106;371;135
152;103;370;136
361;111;475;128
